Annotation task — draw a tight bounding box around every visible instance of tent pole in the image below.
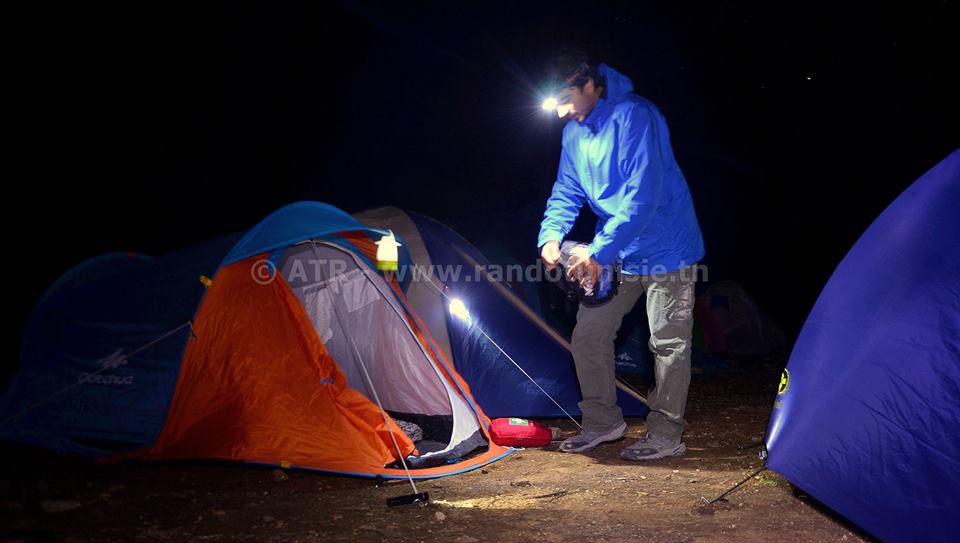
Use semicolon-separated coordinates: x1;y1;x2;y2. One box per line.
308;242;427;506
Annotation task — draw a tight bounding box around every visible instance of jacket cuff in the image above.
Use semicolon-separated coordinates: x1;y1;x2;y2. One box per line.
537;231;563;250
587;240;616;265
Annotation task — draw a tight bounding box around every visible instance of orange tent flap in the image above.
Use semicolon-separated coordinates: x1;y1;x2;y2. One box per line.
135;256;415;472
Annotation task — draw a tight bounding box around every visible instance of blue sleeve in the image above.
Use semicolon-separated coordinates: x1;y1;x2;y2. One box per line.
537;144;585;249
588;105;664;264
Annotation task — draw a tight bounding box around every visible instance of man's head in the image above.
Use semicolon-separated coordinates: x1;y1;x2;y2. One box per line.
544;50;605;122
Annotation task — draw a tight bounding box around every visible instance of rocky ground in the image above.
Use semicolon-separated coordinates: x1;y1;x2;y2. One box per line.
0;366;872;542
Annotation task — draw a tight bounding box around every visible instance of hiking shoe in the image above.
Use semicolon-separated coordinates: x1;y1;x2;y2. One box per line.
620;432;686;461
559;422;628;453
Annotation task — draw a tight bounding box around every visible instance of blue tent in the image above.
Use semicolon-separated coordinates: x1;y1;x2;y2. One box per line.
1;236;238;455
355;207;649;419
765;150;960;542
0;202;382;456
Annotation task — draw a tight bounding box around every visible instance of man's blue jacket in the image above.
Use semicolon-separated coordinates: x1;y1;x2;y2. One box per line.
538;64;704;275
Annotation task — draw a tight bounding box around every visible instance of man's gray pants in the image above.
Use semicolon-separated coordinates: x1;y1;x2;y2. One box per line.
570;266;696;441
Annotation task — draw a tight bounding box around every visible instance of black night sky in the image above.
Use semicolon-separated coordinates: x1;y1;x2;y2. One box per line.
8;1;960;376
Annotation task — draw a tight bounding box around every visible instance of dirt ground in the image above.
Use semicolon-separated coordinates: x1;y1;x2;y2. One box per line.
0;366;872;542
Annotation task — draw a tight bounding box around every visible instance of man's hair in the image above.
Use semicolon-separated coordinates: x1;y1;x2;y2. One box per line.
545;48;603;90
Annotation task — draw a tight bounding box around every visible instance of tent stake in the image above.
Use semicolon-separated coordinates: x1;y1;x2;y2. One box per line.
700;464;768;505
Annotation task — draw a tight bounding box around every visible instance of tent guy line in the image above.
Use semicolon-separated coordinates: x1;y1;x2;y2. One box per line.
418;270;583;430
0;320;194;429
448;244;649;406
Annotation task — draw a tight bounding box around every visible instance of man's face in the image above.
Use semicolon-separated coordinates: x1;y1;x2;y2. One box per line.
556;78;601;122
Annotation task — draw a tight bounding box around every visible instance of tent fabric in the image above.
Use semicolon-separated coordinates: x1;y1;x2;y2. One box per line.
277;233;507;476
353;207;455;370
1;202;510;478
222;201;389;266
282;243;451;416
354;207;649;419
280;240;485;457
289;233;508;476
123;255;418;472
0;235;240;456
765;149;960;542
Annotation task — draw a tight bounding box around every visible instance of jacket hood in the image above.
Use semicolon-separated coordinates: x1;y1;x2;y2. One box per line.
599;64;634;102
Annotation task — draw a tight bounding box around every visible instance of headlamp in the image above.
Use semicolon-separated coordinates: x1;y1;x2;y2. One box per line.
541;94;572;118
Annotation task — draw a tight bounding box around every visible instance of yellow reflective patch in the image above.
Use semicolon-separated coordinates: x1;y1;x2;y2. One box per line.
778;369;790;395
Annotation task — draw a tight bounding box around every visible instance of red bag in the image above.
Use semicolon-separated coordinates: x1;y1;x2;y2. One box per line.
489;418;554;447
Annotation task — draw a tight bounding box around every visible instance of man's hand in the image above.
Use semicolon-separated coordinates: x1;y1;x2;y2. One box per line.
566;246;601;291
541;240;561;270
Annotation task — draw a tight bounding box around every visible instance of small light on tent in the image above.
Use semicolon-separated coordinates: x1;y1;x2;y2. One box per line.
375;230;401;271
542;96;558;111
448;298;472;324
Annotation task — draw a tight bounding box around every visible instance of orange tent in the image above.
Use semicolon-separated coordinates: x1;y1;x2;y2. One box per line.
2;202;511;478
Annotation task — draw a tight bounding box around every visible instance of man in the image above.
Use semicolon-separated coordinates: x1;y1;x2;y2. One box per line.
538;53;705;460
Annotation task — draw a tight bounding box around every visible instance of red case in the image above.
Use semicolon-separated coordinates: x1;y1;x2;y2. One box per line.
489;417;553;447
